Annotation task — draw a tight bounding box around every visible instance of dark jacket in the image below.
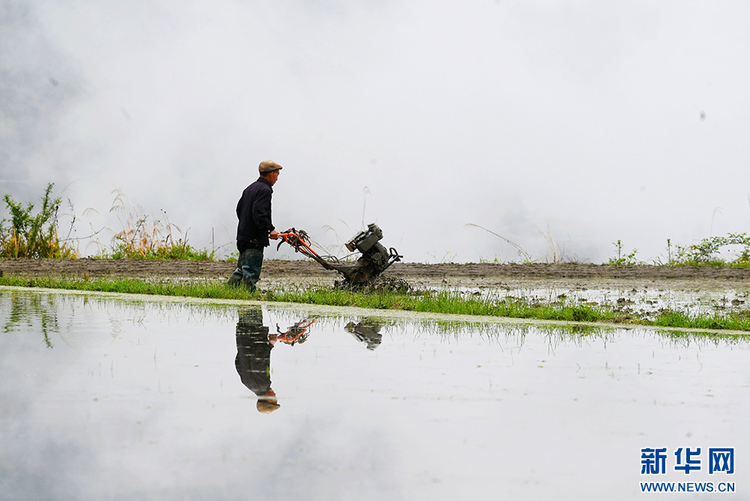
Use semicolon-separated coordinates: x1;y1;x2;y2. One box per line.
236;177;274;248
235;308;273;396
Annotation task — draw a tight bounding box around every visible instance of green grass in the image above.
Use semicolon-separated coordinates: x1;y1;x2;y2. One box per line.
2;275;750;332
650;309;750;331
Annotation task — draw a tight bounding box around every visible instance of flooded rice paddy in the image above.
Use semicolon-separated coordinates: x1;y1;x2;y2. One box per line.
456;283;750;321
1;287;749;500
147;274;750;321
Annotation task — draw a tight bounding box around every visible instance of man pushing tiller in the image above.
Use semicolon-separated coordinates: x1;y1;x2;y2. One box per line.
227;160;282;292
228;159;402;290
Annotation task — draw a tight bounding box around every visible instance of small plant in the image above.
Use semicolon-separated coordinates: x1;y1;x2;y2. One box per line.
736;247;750;266
608;240;640;265
665;238;673;264
0;183;78;259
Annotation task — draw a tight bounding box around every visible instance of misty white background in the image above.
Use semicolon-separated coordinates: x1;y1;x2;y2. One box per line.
2;1;749;263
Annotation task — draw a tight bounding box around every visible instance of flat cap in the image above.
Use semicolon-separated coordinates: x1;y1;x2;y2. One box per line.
256;400;281;414
259;160;283;173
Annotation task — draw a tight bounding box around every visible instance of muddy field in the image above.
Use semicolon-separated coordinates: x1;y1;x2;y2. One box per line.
2;258;750;292
5;258;750;318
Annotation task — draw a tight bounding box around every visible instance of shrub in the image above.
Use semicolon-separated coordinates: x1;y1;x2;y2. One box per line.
673;233;750;266
0;183;78;258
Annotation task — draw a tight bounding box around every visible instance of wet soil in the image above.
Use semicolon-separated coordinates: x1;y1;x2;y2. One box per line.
2;258;750;292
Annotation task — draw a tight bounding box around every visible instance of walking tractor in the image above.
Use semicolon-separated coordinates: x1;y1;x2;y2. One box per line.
277;223;402;286
276;319;316;346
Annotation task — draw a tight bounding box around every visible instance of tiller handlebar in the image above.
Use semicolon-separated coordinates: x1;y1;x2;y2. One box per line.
276;318;316;346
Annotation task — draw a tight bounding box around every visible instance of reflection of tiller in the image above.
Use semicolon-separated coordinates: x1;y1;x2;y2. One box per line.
345;321;383;350
277;223;402;286
276;319;315;346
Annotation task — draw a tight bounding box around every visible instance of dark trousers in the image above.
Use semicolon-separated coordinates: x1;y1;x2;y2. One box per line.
227;247;264;292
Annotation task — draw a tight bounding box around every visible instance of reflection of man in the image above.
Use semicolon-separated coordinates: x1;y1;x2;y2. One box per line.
235;307;280;414
227;160;283;292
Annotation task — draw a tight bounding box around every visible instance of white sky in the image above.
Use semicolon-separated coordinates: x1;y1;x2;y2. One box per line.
2;0;750;263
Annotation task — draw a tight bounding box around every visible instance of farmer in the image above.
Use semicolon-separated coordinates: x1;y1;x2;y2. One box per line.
235;307;281;414
227;160;282;291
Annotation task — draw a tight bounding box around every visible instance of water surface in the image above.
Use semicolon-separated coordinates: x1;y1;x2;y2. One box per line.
1;288;748;500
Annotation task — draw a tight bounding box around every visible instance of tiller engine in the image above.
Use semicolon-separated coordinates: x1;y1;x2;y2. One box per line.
277;223;402;286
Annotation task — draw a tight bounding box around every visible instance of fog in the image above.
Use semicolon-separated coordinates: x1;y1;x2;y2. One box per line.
2;0;749;263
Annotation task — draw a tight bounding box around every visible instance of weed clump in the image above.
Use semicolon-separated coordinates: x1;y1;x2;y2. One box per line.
670;233;750;267
107;226;215;261
93;190;215;261
608;240;641;265
610;235;750;267
0;183;78;259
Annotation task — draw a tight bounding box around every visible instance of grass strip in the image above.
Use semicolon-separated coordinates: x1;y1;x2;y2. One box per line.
2;275;750;332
